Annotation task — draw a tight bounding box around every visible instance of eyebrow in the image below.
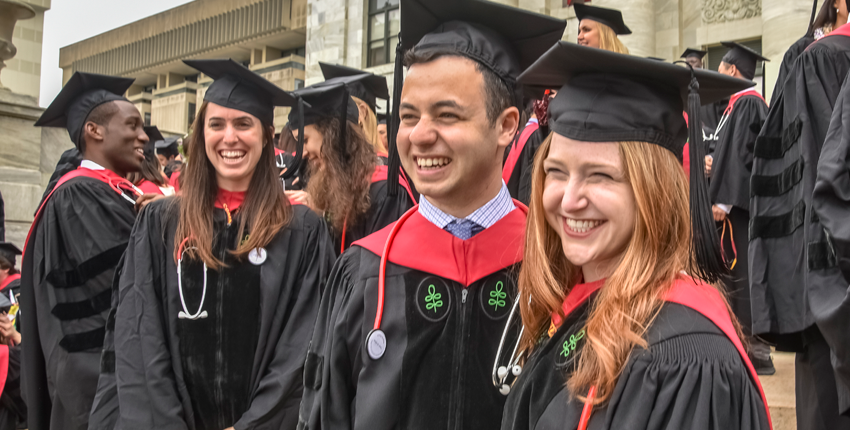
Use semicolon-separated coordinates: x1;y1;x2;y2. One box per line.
207;116;254;122
399;100;466;111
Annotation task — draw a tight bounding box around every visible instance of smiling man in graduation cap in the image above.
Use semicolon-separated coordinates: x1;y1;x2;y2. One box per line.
705;41;772;374
297;1;565;429
21;71;147;430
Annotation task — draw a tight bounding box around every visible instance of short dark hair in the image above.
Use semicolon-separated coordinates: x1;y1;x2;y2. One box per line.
0;256;18;275
80;101;120;153
404;48;513;125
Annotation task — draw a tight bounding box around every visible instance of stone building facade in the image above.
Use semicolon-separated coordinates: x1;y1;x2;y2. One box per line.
60;0;817;126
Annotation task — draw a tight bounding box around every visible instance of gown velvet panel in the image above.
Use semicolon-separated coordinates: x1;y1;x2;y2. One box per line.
749;33;850;348
109;199;335;430
501;297;770;430
20;176;136;430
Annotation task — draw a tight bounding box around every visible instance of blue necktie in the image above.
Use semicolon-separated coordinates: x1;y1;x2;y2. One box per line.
444;219;484;240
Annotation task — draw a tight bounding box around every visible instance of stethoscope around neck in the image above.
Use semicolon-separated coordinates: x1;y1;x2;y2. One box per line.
364;202;529;396
177;237;208;320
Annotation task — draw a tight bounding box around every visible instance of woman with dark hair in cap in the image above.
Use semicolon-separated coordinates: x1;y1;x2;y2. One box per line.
320;62;390;157
126;125;175;197
283;81;414;255
573;3;630;54
501;42;771;430
103;59;335;430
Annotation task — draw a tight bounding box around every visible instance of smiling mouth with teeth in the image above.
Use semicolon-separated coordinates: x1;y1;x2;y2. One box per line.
415;157;452;169
220;150;247;160
565;218;605;234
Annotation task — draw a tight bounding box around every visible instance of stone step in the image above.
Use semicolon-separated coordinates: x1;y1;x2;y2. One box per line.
759;351;796;430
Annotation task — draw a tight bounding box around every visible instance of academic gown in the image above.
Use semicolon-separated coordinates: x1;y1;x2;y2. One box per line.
297;206;526;430
20;171;137;430
702;99;729;155
809;69;850;417
95;198;334;430
749;27;850;348
0;345;26;430
501;278;771;430
503;121;541;205
333;165;415;255
709;93;768;333
38;148;83;211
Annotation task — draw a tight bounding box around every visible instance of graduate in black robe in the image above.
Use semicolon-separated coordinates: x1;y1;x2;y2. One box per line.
284;81;414;255
810;68;850;424
296;1;565;429
0;243;21;312
748;22;850;430
94;59;335;430
504;94;551;205
706;41;771;372
0;246;25;430
21;72;147;430
503;42;769;430
680;48;727;154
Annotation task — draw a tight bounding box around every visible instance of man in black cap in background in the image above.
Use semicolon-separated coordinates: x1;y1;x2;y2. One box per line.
22;71;146;430
708;41;772;374
0;244;21;308
297;0;565;429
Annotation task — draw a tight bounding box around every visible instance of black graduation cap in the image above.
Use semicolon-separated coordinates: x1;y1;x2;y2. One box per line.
519;41;755;284
183;59;298;125
720;41;769;81
681;48;707;60
319;62;389;113
573;3;632;35
0;242;22;266
377;112;388;125
288;82;360;163
34;72;135;149
183;58;303;179
143;126;164;159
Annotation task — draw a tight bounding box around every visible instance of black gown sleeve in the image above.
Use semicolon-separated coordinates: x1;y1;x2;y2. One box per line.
709;97;768;210
234;209;336;429
113;201;187;430
298;249;365;430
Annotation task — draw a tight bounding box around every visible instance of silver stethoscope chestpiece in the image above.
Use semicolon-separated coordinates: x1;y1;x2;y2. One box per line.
366;329;387;360
248;247;267;265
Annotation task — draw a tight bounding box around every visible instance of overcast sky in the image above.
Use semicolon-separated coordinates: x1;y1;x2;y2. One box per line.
39;0;194;107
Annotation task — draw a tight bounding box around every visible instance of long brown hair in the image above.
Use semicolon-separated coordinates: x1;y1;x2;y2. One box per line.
306;117;377;232
127;151;166;187
173;101;292;269
518;135;741;404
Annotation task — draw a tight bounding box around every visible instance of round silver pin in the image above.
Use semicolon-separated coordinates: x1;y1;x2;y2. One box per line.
248;248;267;265
366;329;387;360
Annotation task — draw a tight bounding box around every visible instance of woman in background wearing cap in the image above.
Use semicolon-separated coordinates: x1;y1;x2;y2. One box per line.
283;82;414;255
500;43;771;430
104;59;335;430
573;3;630;54
127;126;175;198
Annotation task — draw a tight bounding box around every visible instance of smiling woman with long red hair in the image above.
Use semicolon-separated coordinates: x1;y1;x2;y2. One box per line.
500;43;772;430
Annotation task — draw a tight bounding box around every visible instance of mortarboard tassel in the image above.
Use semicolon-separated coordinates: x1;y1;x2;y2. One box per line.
686;70;727;284
340;87;351;163
282;97;306;180
805;0;819;37
387;35;404;197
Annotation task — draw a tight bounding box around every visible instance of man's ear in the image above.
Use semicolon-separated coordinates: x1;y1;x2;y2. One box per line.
83;121;105;146
497;106;520;150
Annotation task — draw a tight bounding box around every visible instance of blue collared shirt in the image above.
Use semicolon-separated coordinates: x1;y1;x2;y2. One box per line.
419;182;516;238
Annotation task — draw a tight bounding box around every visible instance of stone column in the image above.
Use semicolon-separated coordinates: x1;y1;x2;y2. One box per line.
595;0;656;57
762;0;814;103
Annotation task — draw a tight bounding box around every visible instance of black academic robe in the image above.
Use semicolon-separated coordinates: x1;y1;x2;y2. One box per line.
501;279;771;430
809;68;850;415
702;98;729;155
297;207;526;430
749;29;850;348
99;199;334;430
21;173;137;430
38;148;83;212
504;121;542;205
0;345;26;430
333;166;414;255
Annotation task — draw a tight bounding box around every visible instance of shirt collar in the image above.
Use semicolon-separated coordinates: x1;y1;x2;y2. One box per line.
419;182;516;230
80;159;106;170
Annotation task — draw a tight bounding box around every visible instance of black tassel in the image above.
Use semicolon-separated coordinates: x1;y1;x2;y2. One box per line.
686;70;727;284
387;35;404;197
805;0;818;37
340;87;350;163
282;97;305;180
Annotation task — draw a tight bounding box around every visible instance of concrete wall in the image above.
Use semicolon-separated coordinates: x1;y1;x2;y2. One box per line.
4;2;46;101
